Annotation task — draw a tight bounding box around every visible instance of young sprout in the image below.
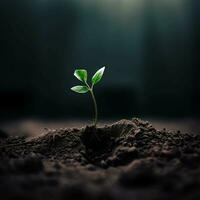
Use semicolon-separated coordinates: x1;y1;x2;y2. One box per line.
71;66;105;127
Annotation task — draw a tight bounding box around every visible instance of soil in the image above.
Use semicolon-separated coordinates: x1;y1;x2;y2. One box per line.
1;118;200;200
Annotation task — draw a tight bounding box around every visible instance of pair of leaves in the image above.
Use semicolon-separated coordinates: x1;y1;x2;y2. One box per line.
71;66;105;93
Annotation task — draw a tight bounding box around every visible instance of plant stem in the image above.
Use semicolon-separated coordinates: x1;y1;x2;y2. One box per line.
90;89;98;127
85;82;98;127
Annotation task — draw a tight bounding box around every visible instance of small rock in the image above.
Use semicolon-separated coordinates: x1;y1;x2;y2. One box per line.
116;146;138;160
119;160;158;187
100;160;107;168
161;149;180;159
86;164;96;171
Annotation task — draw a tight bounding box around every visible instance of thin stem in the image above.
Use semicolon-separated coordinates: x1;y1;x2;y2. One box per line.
84;82;98;127
90;89;98;127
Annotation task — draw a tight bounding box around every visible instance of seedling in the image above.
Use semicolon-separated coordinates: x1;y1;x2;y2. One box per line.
71;66;105;127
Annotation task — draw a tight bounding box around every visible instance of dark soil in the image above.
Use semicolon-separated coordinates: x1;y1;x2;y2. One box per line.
1;119;200;200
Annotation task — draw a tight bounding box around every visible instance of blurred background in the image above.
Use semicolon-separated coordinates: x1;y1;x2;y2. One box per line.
0;0;200;135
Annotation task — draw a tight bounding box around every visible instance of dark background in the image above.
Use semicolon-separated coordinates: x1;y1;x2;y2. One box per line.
0;0;200;121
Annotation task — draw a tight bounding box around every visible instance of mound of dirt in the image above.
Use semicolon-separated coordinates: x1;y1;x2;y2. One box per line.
1;119;200;200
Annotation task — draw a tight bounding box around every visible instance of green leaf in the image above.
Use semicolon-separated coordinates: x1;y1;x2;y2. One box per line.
74;69;87;82
92;66;105;85
71;85;89;93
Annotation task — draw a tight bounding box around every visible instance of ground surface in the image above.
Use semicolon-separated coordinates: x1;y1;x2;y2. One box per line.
1;119;200;200
1;118;200;137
